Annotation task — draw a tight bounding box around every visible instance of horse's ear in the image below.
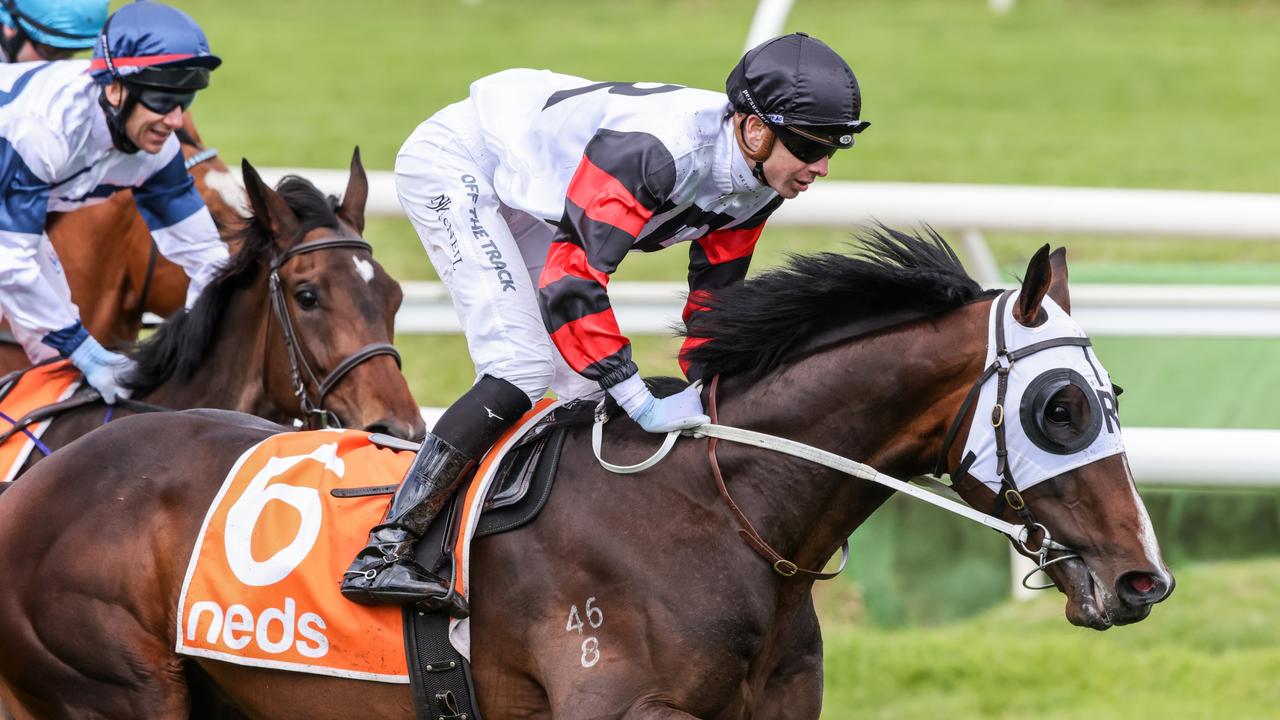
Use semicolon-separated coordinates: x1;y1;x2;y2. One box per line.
241;158;299;243
1014;244;1052;327
1047;247;1071;314
337;146;368;235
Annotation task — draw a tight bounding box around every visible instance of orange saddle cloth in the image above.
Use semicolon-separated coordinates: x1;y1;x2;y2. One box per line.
177;429;414;682
176;398;559;682
0;360;82;483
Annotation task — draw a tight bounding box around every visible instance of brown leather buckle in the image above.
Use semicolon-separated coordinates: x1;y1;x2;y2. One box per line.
773;559;799;577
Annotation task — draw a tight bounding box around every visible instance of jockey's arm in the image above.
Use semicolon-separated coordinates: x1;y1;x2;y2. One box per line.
678;197;781;381
536;130;676;390
536;130;706;433
0;142;82;362
133;149;229;309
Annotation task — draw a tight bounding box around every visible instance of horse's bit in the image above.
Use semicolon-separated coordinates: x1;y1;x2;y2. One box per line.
268;237;401;429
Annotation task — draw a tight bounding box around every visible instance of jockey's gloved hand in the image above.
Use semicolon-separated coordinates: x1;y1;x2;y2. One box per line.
68;335;135;404
608;374;709;433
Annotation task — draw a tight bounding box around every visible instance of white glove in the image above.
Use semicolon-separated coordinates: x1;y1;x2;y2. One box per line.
608;374;709;433
68;335;135;404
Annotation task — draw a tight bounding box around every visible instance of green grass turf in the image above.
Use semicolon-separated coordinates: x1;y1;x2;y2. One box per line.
173;0;1280;192
816;557;1280;719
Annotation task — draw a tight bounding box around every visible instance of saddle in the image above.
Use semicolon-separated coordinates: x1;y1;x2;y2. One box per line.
358;398;597;720
363;380;684;720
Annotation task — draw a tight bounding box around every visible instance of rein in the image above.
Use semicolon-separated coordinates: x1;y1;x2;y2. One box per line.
0;390;170;449
268;237;401;429
705;375;849;579
590;290;1088;584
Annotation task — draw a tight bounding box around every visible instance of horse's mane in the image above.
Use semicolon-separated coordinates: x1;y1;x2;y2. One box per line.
682;225;997;382
125;176;342;394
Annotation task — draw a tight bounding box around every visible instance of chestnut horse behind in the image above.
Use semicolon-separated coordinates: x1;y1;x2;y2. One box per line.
0;114;244;374
0;231;1172;718
2;152;423;483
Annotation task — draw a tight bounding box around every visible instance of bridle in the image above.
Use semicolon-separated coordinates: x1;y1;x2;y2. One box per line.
934;289;1086;587
593;290;1088;587
268;236;400;429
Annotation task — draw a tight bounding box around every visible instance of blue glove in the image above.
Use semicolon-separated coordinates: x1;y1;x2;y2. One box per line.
68;335;135;404
608;374;709;434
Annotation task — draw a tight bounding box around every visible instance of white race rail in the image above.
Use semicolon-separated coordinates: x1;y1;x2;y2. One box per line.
393;281;1280;338
251;169;1280;240
414;409;1280;490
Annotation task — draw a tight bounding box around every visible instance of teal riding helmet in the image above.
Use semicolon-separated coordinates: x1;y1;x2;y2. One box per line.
0;0;107;51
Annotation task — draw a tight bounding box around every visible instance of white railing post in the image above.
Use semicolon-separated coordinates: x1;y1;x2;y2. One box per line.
959;228;1002;285
744;0;796;52
1011;546;1041;602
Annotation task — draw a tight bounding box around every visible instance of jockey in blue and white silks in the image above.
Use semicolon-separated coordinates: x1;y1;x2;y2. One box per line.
0;1;226;403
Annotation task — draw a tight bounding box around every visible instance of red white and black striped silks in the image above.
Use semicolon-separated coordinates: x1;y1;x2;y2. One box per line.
538;129;780;387
679;197;781;379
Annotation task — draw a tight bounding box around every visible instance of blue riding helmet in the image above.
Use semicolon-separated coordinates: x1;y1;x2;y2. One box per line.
0;0;106;51
90;2;221;154
90;1;221;92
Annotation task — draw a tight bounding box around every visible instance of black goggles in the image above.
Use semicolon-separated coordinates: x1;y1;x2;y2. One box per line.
774;122;869;164
133;87;197;115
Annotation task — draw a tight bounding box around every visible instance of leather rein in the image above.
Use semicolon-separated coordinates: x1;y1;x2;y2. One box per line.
592;290;1091;584
267;236;401;429
706;374;849;580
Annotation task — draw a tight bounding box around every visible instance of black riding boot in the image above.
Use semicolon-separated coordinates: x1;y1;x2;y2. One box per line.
340;433;474;615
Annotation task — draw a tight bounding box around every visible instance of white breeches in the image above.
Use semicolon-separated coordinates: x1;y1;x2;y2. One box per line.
395;100;601;405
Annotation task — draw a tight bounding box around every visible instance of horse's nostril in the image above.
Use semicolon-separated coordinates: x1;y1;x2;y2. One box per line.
1117;570;1168;604
1129;574;1156;594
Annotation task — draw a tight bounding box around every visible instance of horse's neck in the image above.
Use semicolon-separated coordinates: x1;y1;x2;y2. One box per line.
709;303;989;579
142;282;279;419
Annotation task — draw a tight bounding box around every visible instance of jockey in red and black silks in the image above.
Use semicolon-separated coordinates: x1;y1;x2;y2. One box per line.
342;33;870;614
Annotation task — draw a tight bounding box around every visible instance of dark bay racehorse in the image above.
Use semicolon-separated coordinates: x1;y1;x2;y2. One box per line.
0;113;244;375
3;151;423;479
0;230;1172;718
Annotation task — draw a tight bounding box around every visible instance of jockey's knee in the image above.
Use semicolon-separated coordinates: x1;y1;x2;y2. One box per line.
484;358;554;407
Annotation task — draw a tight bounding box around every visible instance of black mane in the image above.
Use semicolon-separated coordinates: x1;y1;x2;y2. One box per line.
125;175;342;395
683;225;995;382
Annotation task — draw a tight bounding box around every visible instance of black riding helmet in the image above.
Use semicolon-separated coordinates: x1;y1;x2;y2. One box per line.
726;33;868;181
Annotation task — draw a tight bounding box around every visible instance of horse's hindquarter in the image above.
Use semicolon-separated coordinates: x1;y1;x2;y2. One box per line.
469;428;821;718
0;411;276;717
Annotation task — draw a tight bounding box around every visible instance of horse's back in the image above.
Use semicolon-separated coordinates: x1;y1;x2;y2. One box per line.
0;409;286;717
0;408;283;589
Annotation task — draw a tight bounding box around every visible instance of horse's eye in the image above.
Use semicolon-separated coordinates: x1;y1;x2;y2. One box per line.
294;287;319;310
1046;403;1071;425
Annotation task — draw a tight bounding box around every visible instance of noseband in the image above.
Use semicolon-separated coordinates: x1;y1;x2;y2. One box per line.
268;237;401;429
935;289;1085;587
